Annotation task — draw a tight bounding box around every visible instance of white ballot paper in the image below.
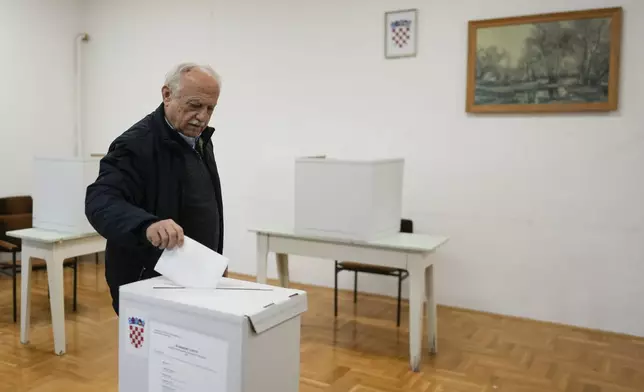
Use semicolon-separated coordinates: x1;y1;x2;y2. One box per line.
154;236;228;289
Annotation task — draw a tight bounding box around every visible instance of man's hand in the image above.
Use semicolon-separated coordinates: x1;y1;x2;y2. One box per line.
146;219;184;249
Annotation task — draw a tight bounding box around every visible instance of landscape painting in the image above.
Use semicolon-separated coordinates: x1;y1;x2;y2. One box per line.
466;7;622;113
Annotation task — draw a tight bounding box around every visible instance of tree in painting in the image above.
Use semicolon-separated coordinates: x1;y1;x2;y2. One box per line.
474;17;611;105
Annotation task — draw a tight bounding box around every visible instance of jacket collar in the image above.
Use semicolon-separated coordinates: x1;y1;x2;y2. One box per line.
153;103;215;147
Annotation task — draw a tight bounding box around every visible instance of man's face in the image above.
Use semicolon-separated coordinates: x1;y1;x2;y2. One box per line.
162;69;220;138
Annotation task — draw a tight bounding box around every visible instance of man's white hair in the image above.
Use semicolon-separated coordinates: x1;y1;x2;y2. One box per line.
164;62;222;96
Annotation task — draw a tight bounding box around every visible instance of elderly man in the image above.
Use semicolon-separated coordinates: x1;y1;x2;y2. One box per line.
85;63;225;314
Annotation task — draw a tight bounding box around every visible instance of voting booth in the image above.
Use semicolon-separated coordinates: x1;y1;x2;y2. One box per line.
32;156;99;233
294;156;404;241
118;276;308;392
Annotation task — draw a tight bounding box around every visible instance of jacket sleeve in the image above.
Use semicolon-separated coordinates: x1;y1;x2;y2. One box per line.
85;138;159;246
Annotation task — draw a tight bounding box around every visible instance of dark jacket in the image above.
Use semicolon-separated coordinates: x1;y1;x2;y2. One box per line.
85;103;224;313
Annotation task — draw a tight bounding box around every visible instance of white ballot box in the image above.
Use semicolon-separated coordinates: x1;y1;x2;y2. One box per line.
118;276;308;392
294;156;404;241
32;156;99;233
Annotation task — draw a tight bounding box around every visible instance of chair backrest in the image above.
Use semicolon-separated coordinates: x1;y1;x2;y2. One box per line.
400;218;413;234
0;196;33;248
0;196;32;215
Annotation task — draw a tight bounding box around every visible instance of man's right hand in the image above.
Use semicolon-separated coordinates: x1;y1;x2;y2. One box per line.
146;219;184;249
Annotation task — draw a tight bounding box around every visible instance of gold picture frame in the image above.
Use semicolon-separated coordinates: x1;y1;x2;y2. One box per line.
466;7;623;114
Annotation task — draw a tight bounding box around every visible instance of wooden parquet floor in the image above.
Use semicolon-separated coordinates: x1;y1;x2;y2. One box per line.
0;260;643;392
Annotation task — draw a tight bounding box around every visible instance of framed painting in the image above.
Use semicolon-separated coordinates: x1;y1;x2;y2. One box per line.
466;7;622;113
385;9;418;59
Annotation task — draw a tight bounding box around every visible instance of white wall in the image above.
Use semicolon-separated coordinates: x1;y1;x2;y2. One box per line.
0;0;82;198
81;0;644;336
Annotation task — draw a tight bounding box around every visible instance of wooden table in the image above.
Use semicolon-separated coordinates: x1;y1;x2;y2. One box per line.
250;227;449;371
7;228;106;355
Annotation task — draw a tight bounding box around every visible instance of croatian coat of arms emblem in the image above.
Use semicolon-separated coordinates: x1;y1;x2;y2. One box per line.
390;19;412;48
128;316;145;349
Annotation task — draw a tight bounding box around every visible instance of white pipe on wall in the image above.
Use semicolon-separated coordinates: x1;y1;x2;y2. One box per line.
75;33;89;158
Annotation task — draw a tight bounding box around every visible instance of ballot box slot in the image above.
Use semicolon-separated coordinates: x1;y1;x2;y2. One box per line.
151;286;273;291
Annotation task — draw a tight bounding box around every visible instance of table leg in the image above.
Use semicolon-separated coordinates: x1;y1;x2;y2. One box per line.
20;248;34;344
47;251;67;355
256;234;269;284
276;253;290;287
408;261;425;372
426;264;437;354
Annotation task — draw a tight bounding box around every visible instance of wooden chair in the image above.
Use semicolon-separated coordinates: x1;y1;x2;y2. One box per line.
0;196;78;322
334;219;413;327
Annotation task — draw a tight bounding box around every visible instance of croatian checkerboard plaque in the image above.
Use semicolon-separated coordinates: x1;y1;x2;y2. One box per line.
385;9;418;59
